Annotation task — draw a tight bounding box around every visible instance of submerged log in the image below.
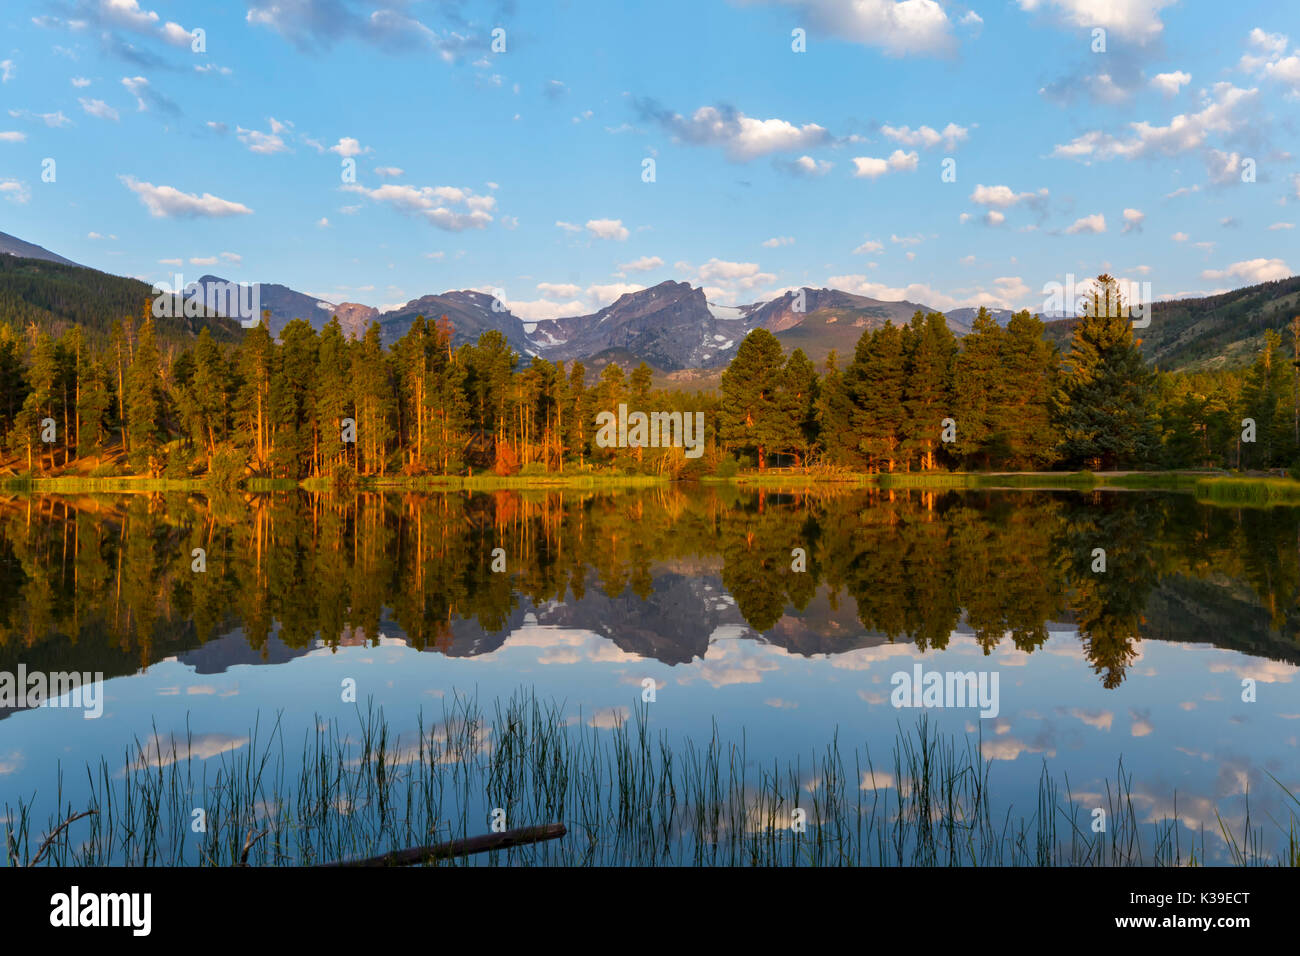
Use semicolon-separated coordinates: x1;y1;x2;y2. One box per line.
319;823;567;868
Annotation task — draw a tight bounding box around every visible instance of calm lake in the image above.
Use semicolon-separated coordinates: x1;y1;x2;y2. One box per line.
2;486;1298;864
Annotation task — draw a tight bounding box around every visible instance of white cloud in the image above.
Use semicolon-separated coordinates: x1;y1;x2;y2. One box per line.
537;282;583;299
619;255;665;271
586;218;629;241
71;76;91;88
854;238;885;254
0;60;15;83
328;137;370;158
121;76;149;110
1051;83;1259;161
79;97;119;121
648;104;829;160
555;221;581;233
781;155;833;176
160;21;194;47
851;149;918;178
1269;222;1295;230
1065;213;1107;234
749;0;959;56
1122;208;1145;233
374;166;403;177
1171;231;1189;241
1017;0;1176;43
1150;71;1191;96
880;122;969;150
761;237;794;249
0;179;31;204
969;184;1049;208
342;182;495;231
0;131;26;142
1204;149;1244;184
1201;258;1292;283
316;217;330;228
1238;29;1300;96
120;175;253;218
101;0;160;31
236;120;288;154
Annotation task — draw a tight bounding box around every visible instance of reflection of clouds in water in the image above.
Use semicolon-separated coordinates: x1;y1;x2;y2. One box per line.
1062;707;1114;731
860;769;897;792
0;750;22;774
764;698;798;709
1208;659;1296;683
1074;751;1300;860
347;720;494;767
829;643;916;671
858;689;887;706
980;736;1057;761
587;706;630;730
1128;708;1154;737
507;625;643;666
676;637;782;688
129;733;247;770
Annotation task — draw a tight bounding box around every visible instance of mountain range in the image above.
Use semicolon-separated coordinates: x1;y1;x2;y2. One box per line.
3;230;1297;377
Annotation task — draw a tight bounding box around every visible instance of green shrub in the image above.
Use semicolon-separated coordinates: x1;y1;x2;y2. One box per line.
208;444;246;489
713;453;741;478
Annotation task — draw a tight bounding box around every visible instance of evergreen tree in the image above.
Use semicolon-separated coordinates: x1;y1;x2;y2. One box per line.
999;310;1058;468
125;313;164;474
782;348;819;466
845;323;907;472
1054;274;1158;469
952;308;1004;468
814;350;859;467
901;311;957;471
719;329;796;470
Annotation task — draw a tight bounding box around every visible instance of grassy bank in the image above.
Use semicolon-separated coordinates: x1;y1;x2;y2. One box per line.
0;469;1290;500
6;691;1296;867
1194;476;1300;506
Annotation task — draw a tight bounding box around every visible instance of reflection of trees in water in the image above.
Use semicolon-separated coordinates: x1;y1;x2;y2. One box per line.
0;487;1298;687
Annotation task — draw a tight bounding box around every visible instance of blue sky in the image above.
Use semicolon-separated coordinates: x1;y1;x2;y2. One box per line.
0;0;1297;319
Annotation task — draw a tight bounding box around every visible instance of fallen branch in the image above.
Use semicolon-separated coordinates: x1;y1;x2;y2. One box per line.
319;823;567;868
28;810;98;867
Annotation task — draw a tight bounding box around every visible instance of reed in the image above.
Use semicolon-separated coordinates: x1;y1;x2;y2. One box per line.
5;690;1295;868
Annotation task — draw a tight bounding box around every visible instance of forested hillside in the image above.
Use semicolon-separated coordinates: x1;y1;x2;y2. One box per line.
0;273;1297;481
0;255;243;350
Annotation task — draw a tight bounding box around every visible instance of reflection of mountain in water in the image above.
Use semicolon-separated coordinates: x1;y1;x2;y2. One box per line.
2;488;1299;686
175;628;315;674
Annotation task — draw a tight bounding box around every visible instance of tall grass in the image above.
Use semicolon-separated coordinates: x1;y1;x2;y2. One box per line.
5;690;1294;867
1195;476;1300;506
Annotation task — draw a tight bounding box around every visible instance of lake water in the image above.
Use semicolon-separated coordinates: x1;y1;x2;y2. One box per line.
1;486;1297;864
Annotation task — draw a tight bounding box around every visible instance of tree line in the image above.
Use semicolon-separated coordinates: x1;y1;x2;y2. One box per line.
1;273;1298;478
2;487;1297;689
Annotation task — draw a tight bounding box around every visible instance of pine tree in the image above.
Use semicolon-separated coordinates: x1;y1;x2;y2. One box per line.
782;348;819;466
845;323;907;472
952;308;1004;468
1241;329;1291;468
126;313;164;474
719;329;796;470
901;311;956;471
814;350;859;467
314;317;353;475
999;310;1058;468
236;313;275;469
1054;274;1158;469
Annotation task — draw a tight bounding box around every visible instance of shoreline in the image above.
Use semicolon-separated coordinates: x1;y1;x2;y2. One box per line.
1;469;1298;502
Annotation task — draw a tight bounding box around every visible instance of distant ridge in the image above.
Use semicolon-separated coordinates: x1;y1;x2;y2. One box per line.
0;230;80;268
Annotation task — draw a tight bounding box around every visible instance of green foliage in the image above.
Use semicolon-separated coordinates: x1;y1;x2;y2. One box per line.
1054;275;1159;469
